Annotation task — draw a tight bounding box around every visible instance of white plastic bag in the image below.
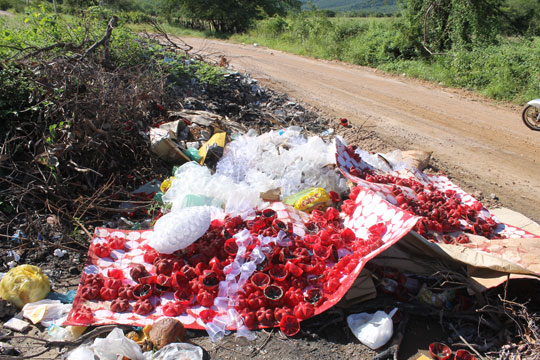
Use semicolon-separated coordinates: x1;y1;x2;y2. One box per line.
92;328;143;360
149;206;212;254
65;344;95;360
347;308;397;350
144;343;203;360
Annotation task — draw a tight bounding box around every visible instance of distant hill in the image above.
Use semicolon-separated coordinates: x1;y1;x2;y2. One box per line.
303;0;398;13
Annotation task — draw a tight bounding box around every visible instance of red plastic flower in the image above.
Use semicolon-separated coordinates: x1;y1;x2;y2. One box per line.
247;291;266;310
174;288;194;305
274;307;293;322
91;243;111;258
251;272;271;289
133;299;154;315
162;301;185;317
280;314;300;337
130;264;149;282
80;284;100;300
83;273;104;287
118;285;134;300
133;284;153;300
104;277;122;290
239;309;257;328
110;298;130;313
72;306;94;324
107;268;125;280
196;289;215;308
199;309;217;323
155;259;174;276
256;307;275;327
294;303;314;320
100;287;118;301
108;236;125;250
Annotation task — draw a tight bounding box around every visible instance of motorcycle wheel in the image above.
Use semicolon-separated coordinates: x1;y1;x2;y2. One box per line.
522;105;540;131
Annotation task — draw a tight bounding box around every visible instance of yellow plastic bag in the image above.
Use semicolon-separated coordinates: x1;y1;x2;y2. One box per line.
159;177;175;193
283;187;331;213
0;265;50;308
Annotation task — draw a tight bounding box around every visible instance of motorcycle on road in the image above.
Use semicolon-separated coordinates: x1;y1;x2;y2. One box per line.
522;99;540;131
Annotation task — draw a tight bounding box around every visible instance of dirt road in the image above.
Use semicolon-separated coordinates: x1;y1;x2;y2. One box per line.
185;37;540;222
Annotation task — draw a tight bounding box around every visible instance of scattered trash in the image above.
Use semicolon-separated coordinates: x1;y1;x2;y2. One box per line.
148;318;185;350
143;342;203;360
149;206;212;254
0;265;50;308
54;249;67;258
429;342;452;360
92;327;144;360
347;308;398;350
3;317;30;332
22;299;71;326
0;299;17;319
47;324;86;341
283;187;331;213
216;128;347;198
47;289;77;304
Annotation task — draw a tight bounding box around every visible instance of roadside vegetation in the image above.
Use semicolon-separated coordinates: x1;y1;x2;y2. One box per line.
2;0;538;104
234;3;540;103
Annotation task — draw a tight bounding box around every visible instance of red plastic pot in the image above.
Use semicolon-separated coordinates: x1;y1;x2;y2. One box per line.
304;222;319;235
262;209;277;222
133;284;153;300
279;314;300;337
274;307;293;322
224;238;239;256
174;288;194;305
313;244;331;260
304;288;322;305
429;342;451;360
264;284;284;301
269;264;288;282
251;272;271;289
455;349;477;360
201;271;220;291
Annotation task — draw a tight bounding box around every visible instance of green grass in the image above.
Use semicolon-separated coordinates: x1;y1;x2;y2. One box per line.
128;22;230;39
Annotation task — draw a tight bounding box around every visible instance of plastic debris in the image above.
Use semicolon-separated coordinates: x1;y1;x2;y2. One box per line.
143;342;203;360
347;308;397;350
66;344;94;360
54;249;67;258
4;317;30;332
283;187;331;213
92;327;144;360
149;206;212;253
22;299;71;326
47;289;77;304
47;324;86;341
216;128;347;198
0;265;50;308
162;162;262;217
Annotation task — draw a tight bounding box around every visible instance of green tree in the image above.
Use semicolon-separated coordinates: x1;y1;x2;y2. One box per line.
400;0;504;53
161;0;301;32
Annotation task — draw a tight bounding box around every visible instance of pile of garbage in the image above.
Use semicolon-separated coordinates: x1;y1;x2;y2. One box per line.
1;78;539;360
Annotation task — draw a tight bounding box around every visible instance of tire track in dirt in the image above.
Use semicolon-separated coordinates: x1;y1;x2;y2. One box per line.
184;37;540;222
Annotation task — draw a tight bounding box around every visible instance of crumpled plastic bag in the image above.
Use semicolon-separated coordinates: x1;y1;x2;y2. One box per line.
149;206;212;254
347;308;397;350
22;299;71;326
143;343;203;360
92;328;143;360
0;265;50;308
